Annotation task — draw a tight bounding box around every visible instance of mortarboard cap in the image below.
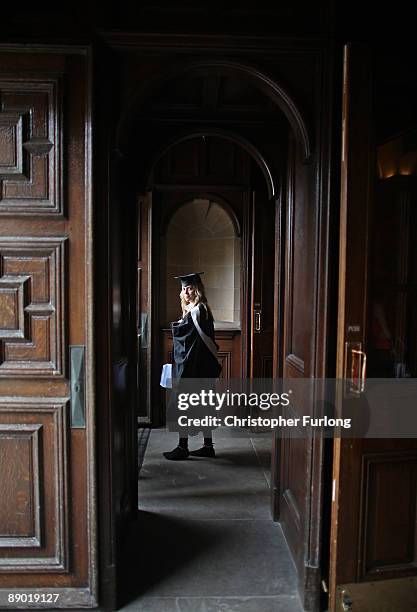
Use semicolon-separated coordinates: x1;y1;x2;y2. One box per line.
174;272;204;287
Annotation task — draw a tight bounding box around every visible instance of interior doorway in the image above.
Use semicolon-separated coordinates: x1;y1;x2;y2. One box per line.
110;57;329;611
120;130;298;611
136;135;276;425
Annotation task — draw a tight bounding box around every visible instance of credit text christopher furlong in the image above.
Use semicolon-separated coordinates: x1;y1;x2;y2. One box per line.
177;415;352;429
175;390;352;430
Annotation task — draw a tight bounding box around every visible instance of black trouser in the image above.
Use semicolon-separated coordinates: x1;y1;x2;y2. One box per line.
179;434;213;449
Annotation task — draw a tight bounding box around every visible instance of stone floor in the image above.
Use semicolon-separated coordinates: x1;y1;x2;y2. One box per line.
117;427;303;612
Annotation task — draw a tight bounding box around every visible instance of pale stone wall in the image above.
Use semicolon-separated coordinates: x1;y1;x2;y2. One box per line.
164;199;241;327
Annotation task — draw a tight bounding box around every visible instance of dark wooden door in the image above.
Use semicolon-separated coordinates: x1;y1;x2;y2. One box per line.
249;191;275;379
274;124;330;610
329;44;417;611
0;48;96;607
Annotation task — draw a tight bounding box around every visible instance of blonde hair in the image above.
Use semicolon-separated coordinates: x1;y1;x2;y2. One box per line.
180;281;213;319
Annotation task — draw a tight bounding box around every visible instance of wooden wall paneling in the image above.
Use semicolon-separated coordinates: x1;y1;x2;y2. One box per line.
216;330;241;378
161;328;241;383
168;138;200;179
261;355;273;378
154;136;251;188
328;442;417;587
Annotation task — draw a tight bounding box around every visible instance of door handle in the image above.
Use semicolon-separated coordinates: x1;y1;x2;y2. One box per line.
351;348;367;393
254;309;261;333
344;341;367;395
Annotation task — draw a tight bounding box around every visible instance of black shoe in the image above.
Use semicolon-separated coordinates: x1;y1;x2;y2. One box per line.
163;446;189;460
189;445;216;458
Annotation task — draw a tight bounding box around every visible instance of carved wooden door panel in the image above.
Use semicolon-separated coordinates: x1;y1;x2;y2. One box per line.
0;48;95;608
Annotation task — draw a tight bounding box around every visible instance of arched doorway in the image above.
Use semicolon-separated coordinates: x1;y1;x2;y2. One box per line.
105;58;329;611
138;134;276;426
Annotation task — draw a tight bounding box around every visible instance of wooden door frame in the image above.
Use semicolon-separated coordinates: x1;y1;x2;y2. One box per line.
126;125;283;428
145;151;274;425
329;44;373;610
102;34;334;611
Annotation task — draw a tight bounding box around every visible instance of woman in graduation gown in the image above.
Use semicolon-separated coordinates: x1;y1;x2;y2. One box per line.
164;272;222;460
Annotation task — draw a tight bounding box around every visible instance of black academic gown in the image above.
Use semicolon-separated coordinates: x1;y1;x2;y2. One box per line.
167;303;221;434
172;302;220;379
